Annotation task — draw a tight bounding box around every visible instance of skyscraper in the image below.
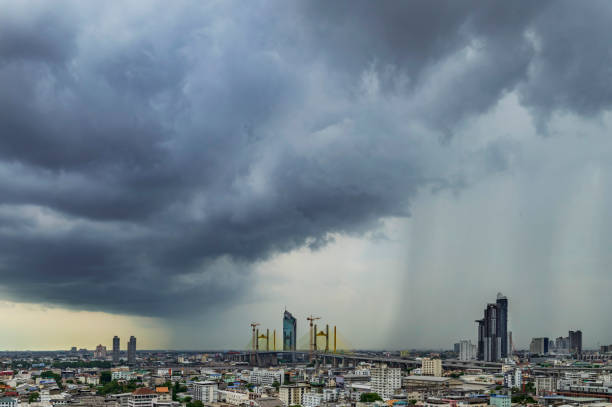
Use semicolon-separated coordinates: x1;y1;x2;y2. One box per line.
529;337;549;354
112;336;120;363
283;310;297;351
569;330;582;354
476;292;509;362
484;303;500;361
496;293;509;358
128;336;136;364
476;318;484;360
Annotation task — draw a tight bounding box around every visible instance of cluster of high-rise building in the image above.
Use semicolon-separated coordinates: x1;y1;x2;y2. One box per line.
529;330;582;355
464;293;585;360
475;292;509;362
109;335;137;364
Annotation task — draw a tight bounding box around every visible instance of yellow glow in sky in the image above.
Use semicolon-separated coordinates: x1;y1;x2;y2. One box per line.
0;301;169;350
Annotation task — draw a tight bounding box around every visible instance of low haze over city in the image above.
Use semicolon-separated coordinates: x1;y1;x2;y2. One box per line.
1;1;612;407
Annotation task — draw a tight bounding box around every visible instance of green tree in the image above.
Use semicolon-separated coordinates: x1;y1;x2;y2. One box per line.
272;381;280;390
186;401;204;407
29;392;39;403
172;381;181;401
97;380;140;395
100;371;112;384
360;393;383;402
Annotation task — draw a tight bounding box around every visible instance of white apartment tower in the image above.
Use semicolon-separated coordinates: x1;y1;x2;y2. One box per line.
459;340;477;361
192;381;218;403
370;364;401;399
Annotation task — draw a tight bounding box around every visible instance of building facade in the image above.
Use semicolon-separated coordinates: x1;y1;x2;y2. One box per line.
489;395;510;407
459;340;477;361
279;384;308;406
128;388;156;407
569;330;582;354
496;293;508;359
529;337;549;355
371;364;401;399
503;369;522;389
0;398;17;407
249;368;284;386
128;336;136;364
476;293;509;361
421;358;442;377
535;376;557;395
216;390;250;406
95;344;107;359
283;310;297;351
113;336;120;363
192;381;218;403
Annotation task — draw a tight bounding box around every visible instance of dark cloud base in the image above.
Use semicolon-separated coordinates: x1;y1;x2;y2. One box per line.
0;0;611;316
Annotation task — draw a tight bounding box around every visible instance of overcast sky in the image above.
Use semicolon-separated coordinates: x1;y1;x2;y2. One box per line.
1;0;612;350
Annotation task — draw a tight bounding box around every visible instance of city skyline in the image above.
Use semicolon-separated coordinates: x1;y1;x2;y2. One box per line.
0;303;591;353
2;1;612;350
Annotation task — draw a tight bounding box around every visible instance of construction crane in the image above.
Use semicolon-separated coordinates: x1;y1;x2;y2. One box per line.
306;315;321;360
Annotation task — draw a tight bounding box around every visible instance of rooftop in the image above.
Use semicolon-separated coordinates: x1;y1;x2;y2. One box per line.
404;376;450;382
133;388;156;395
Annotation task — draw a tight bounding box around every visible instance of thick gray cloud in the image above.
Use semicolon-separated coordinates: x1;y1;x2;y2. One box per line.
0;0;611;318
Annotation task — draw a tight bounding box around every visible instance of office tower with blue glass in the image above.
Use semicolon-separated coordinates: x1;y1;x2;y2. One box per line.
283;310;297;351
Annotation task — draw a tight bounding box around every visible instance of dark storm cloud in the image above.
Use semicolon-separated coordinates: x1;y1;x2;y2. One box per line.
0;0;611;316
518;1;612;125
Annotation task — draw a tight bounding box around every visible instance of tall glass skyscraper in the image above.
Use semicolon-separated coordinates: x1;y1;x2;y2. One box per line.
283;310;297;351
496;293;508;358
476;292;508;362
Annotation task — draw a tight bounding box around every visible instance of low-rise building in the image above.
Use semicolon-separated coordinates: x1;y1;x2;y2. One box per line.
0;397;17;407
216;389;250;406
155;387;171;402
403;376;460;391
489;395;510;407
128;388;157;407
535;376;557;396
249;368;285;387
